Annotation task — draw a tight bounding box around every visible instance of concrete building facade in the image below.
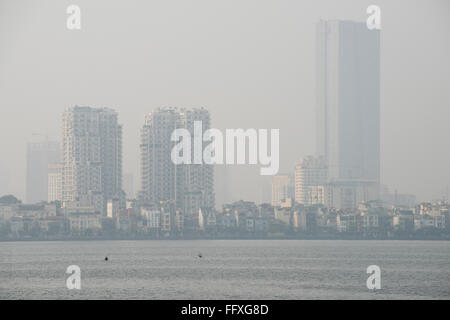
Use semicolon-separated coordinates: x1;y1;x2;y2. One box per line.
294;156;327;205
139;107;215;229
316;20;380;207
62;106;123;214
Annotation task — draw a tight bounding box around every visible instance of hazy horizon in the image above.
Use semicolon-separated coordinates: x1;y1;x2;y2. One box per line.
1;0;449;206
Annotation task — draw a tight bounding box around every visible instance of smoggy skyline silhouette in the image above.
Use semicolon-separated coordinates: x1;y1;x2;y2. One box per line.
0;0;449;206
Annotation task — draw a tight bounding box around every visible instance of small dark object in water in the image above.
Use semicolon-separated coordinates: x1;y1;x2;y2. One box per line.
104;256;108;261
198;253;202;258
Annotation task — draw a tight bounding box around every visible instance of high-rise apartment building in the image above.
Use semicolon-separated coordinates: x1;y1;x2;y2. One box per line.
178;108;215;223
271;175;294;207
139;107;214;227
62;106;123;214
139;108;179;207
316;20;380;207
48;163;63;202
26;139;60;204
294;156;328;205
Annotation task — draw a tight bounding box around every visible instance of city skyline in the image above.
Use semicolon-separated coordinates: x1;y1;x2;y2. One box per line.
13;16;417;209
9;16;445;209
18;101;446;210
1;1;449;205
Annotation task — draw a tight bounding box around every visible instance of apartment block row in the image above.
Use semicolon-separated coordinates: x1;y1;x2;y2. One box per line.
1;193;449;238
24;106;215;233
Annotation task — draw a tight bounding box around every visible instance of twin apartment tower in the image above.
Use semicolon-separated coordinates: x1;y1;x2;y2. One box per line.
59;106;214;219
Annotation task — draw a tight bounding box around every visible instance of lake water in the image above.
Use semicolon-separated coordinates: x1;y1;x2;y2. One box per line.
0;240;449;299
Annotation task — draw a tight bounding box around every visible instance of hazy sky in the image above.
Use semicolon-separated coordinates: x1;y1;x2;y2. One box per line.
0;0;449;205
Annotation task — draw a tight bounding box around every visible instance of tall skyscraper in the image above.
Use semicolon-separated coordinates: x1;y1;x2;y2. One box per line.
316;20;380;204
62;106;123;214
294;156;327;205
26;139;60;204
139;107;214;226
